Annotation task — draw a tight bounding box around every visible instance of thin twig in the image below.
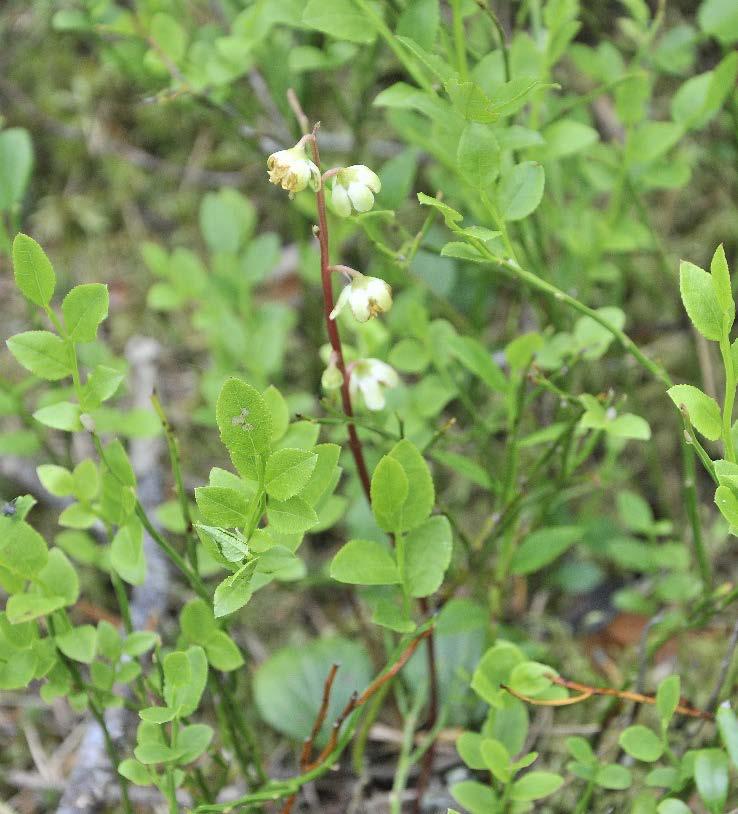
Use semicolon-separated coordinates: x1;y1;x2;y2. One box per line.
503;674;713;720
208;629;431;814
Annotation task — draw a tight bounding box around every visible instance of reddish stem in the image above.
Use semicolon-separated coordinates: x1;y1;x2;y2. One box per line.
308;131;372;501
286;91;439;810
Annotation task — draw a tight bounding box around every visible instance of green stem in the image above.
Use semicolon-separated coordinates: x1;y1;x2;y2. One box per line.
165;719;180;814
213;673;268;787
719;333;736;462
151;393;198;570
573;777;596;814
450;0;468;80
390;690;424;814
353;0;436;92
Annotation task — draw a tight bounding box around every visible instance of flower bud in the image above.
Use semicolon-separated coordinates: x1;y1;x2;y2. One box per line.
349;359;399;411
331;165;381;217
267;144;320;197
330;273;392;323
321;358;344;391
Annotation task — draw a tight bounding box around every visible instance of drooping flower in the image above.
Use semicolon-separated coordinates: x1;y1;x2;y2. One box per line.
321;356;344;391
267;143;320;197
331;165;381;217
349;359;399;411
330;273;392;323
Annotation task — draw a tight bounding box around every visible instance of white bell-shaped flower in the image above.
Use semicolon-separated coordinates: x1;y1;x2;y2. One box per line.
267;144;320;197
350;359;399;411
330;273;392;323
331;165;381;217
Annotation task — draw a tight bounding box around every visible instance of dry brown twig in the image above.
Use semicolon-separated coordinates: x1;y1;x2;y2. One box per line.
279;629;433;814
503;673;713;721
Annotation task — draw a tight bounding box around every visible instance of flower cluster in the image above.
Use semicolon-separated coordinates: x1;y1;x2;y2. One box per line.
267;141;397;410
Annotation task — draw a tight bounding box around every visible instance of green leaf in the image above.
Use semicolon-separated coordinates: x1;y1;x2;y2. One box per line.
680;260;723;341
715;484;738;528
6;331;72;380
139;706;177;724
417;192;463;229
300;444;341;505
80;366;124;411
566;736;596;765
37;548;79;604
497;162;545;221
195;525;249;563
303;0;379;44
657;801;692;814
262;385;289;442
656;674;680;727
36;464;75;497
508;661;555;696
456;731;487;770
445;78;498;123
12;234;55;307
176;723;213;764
0;518;48;579
150;12;187;61
480;738;512;782
699;0;738;45
33;401;82;432
717;703;738;769
111;519;146;585
254;636;372;743
72;459;99;503
667;384;722;440
510;525;581;575
213;562;256;617
403;515;452;597
134;742;180;765
396;36;455;83
118;758;152;786
265;448;318;501
56;625;97;663
330;539;400;585
163;646;207;716
194;486;250;527
695;749;729;812
451;780;498;813
267;496;318;534
0;129;33;210
180;598;216;642
6;594;66;623
199;189;255;254
711;243;735;324
595;764;632;789
62;284;109;342
457;123;500;187
216;378;272;479
370;455;408;532
540;119;599;159
396;0;439;49
510;771;564;802
618;725;664;762
448;334;507;392
388;440;435;531
123;631;159;657
204;630;244;671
